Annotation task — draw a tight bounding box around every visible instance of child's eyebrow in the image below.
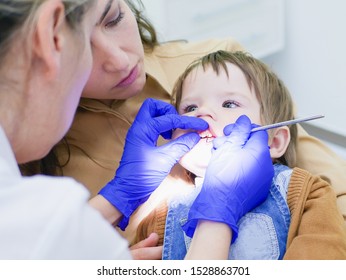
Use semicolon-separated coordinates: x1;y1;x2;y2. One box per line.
222;90;252;100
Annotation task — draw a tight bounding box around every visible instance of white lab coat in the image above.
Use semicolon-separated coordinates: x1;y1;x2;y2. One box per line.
0;127;131;260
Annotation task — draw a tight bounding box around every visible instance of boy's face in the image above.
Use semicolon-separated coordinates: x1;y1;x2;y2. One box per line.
173;63;262;177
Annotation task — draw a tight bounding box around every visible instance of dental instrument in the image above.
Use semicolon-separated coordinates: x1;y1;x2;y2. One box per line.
250;115;325;132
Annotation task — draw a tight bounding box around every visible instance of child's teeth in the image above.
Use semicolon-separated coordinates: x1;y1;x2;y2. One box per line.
199;130;213;138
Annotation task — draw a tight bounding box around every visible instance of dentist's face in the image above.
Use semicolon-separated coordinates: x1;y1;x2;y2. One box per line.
173;63;262;177
23;0;105;163
82;0;146;101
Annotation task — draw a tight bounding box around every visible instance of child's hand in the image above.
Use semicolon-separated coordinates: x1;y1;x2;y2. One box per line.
99;98;208;230
182;115;274;243
130;233;162;260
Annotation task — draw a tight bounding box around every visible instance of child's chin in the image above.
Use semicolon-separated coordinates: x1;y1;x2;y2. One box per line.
183;164;207;179
179;154;210;178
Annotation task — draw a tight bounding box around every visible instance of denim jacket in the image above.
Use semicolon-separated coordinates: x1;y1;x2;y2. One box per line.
162;164;292;260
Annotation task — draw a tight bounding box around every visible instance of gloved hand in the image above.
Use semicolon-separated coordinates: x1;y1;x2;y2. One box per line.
99;98;208;230
182;115;274;243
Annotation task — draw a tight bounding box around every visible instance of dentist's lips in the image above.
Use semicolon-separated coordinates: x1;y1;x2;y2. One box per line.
116;65;138;88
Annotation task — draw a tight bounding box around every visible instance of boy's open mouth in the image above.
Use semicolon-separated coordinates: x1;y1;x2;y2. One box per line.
198;130;215;142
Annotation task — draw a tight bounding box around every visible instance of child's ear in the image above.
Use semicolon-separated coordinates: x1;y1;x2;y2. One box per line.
269;126;290;159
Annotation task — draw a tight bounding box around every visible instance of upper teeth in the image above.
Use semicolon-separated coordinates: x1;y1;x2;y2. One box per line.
199;130;213;138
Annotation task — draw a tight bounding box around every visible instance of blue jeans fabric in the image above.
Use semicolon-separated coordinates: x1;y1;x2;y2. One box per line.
162;164;292;260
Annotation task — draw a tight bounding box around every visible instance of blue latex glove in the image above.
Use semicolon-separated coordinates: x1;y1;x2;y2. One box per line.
182;115;274;243
99;98;208;230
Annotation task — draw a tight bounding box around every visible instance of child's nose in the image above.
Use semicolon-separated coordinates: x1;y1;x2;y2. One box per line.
195;106;215;120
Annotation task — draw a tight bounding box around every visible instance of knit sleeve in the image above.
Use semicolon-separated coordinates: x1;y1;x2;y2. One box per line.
285;168;346;259
134;202;168;246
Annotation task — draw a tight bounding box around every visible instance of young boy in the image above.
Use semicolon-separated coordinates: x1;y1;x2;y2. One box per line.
135;50;297;259
137;51;341;259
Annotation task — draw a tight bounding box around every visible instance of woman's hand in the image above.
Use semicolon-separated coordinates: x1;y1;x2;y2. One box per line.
99;98;208;229
182;115;274;242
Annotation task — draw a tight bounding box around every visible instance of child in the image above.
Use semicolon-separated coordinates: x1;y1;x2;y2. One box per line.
135;50;297;260
134;50;346;260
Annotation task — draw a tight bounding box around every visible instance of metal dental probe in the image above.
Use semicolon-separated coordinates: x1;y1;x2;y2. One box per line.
250;115;325;132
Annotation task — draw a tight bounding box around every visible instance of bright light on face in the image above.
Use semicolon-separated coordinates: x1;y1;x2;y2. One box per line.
172;127;215;177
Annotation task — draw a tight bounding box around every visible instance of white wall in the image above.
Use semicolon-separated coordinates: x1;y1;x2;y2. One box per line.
262;0;346;138
141;0;285;58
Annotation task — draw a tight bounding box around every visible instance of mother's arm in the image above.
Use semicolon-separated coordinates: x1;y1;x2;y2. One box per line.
296;125;346;223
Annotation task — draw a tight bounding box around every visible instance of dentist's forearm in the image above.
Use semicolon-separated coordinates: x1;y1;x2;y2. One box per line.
89;195;122;225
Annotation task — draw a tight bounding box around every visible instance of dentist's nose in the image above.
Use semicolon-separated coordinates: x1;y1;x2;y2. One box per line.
103;47;130;73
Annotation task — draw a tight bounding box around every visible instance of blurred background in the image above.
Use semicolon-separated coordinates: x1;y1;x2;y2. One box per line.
141;0;346;159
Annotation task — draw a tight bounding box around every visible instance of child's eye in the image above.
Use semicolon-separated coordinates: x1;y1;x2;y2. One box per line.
184;105;198;113
222;100;239;108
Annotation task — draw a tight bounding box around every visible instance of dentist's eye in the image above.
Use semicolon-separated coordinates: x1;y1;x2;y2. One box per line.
223;100;239;108
183;105;198;113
